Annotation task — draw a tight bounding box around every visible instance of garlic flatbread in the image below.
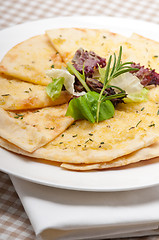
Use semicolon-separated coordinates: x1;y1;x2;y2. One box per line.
34;111;158;164
121;34;159;72
0;110;158;164
61;142;159;171
0;134;158;171
0;35;64;85
0;105;74;152
148;86;159;102
117;90;159;117
46;28;126;63
0;75;71;110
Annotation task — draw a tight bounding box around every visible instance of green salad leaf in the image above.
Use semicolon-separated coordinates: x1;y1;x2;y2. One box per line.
46;77;64;101
124;88;149;103
66;91;115;123
98;65;106;83
46;46;141;123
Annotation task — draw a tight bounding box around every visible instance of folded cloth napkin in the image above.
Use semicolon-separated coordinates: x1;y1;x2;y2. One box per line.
10;175;159;240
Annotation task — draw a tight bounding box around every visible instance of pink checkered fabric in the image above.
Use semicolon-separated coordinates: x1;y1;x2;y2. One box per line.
0;0;159;30
0;172;35;239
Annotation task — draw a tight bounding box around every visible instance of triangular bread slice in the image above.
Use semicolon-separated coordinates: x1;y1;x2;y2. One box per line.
0;34;64;85
120;33;159;72
0;136;158;171
0;110;158;164
46;28;127;63
0;105;74;152
61;143;159;171
0;75;71;110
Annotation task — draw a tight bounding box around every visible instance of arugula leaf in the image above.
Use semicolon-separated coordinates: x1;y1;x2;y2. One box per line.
66;91;114;123
46;77;64;101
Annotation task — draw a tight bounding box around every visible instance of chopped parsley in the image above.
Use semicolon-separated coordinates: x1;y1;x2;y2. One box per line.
149;123;155;127
89;133;93;136
85;138;93;144
136;120;142;127
45;127;55;130
72;134;78;137
14;113;24;119
129;126;135;130
1;94;10;96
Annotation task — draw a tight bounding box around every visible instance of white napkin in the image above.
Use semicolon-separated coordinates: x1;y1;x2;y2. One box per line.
10;175;159;240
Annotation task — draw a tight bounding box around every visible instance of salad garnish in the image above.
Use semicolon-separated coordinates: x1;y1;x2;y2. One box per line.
46;77;64;101
46;46;154;123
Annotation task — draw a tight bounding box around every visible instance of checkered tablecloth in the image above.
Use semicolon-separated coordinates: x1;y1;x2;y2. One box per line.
1;0;159;239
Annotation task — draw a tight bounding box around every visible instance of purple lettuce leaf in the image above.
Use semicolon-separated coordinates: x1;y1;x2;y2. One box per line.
130;63;159;86
72;48;106;77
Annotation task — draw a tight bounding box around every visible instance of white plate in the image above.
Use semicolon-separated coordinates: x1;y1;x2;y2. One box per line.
1;16;159;192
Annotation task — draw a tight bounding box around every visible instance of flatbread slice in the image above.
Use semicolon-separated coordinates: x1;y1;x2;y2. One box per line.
121;34;159;72
0;75;71;110
61;143;159;171
0;110;158;164
46;28;126;63
1;136;159;171
0;34;64;85
117;93;159;117
130;33;159;72
148;85;159;102
0;104;74;152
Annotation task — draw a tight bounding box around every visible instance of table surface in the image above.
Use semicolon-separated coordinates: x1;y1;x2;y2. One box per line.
1;0;159;239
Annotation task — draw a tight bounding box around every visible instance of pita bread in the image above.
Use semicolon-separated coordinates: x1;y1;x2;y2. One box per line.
117;94;159;117
0;110;158;164
148;85;159;102
133;33;159;72
121;34;159;72
1;136;159;171
0;105;74;152
0;75;71;110
0;34;64;85
61;143;159;171
46;28;126;63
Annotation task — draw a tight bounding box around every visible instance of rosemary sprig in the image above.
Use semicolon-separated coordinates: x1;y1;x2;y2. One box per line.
96;46;139;122
102;92;126;101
